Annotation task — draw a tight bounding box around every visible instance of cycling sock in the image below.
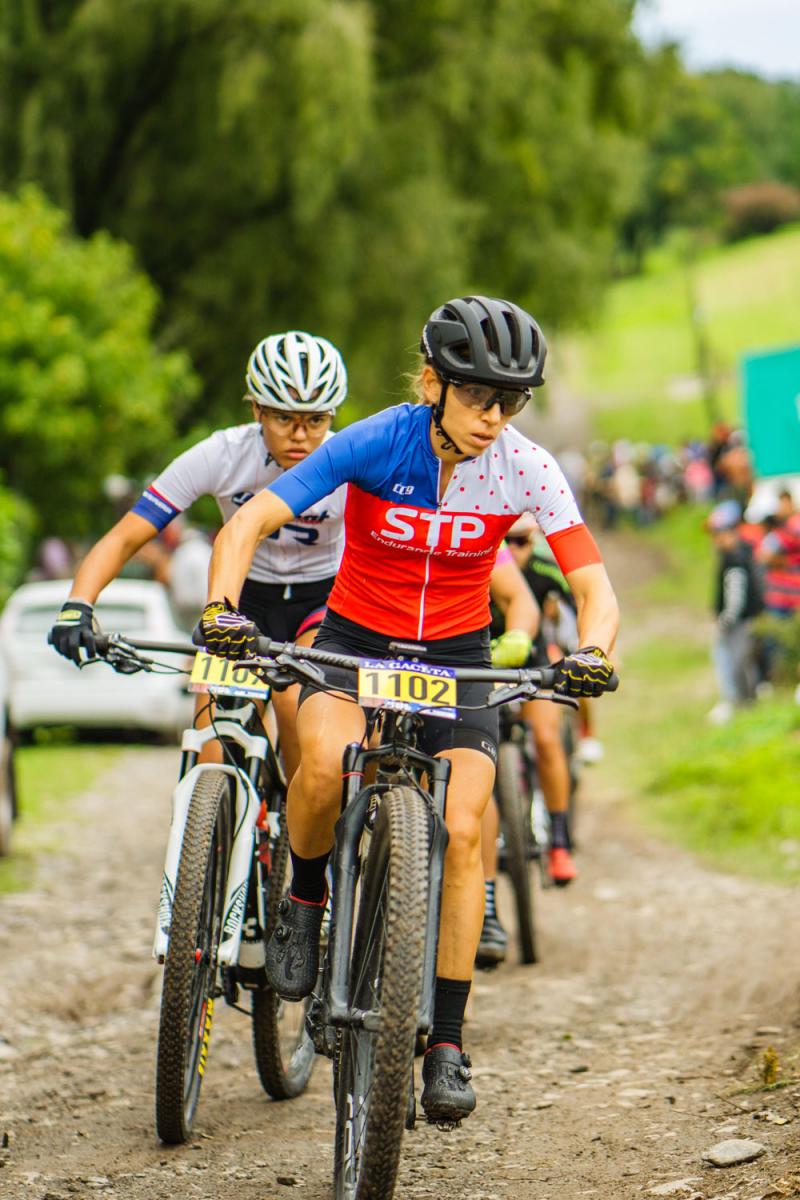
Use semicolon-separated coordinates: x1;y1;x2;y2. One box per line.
549;810;571;850
483;879;497;919
289;849;330;904
428;977;471;1051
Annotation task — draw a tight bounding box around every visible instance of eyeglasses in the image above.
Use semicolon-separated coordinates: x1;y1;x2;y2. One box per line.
446;379;531;417
505;535;531;548
255;407;333;432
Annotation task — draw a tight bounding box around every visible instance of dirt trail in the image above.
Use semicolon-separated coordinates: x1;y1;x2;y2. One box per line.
2;533;800;1200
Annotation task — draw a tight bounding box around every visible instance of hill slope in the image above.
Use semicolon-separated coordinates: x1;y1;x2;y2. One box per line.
559;225;800;444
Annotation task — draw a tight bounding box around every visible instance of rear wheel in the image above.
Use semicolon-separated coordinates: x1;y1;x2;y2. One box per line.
497;741;537;964
333;786;430;1200
562;715;579;845
155;770;232;1144
252;799;316;1098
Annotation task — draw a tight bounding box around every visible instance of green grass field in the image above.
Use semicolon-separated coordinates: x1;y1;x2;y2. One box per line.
1;742;122;893
561;224;800;445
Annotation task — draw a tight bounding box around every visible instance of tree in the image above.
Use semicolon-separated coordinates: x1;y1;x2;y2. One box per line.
0;480;33;606
0;185;197;540
0;0;649;423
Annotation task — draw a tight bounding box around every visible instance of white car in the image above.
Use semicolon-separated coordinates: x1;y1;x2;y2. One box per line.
0;655;17;856
0;579;195;740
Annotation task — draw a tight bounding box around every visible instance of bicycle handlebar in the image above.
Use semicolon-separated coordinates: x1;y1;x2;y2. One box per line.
93;635;197;657
91;632;617;701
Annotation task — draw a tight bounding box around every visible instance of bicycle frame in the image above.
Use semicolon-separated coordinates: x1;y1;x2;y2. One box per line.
153;702;279;970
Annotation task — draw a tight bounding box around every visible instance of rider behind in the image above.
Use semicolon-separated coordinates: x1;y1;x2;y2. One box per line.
48;331;348;780
195;296;619;1123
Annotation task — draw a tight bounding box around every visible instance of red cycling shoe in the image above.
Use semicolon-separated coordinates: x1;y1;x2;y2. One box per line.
548;846;577;887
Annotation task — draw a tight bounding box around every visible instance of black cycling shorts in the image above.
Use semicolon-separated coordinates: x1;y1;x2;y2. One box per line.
239;576;335;643
297;609;499;765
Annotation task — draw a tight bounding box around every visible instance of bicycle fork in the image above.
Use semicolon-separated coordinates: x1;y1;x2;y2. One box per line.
153;720;273;968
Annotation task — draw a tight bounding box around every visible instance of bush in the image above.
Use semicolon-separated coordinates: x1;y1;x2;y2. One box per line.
0;186;199;540
0;481;34;606
722;181;800;241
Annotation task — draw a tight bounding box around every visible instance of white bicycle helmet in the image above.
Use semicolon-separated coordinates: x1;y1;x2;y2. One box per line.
246;331;347;412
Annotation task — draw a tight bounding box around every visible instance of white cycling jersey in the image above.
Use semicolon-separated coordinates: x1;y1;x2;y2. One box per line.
131;423;345;584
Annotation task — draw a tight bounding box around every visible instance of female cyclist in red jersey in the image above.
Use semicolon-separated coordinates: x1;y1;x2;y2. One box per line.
197;296;619;1122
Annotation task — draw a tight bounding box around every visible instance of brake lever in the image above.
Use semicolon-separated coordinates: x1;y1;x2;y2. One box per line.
274;653;327;688
486;682;579;711
486;683;530;708
238;653;328;691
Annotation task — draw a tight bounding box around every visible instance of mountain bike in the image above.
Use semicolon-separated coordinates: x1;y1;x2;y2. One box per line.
92;634;316;1144
232;634;606;1200
494;702;540;964
495;692;584;964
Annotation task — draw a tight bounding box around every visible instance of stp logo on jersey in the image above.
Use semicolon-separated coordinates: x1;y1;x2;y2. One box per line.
380;505;486;551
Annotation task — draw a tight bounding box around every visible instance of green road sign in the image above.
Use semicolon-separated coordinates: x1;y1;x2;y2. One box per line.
741;343;800;478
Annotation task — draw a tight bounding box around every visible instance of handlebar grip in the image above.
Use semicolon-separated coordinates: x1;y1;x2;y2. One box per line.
94;634;110;656
605;672;619;693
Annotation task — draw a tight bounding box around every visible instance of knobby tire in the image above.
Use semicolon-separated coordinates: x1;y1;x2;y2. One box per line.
497;741;538;964
334;785;430;1200
252;799;315;1099
155;770;231;1144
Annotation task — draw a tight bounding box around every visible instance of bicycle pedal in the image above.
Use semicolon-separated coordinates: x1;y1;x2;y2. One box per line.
428;1117;461;1132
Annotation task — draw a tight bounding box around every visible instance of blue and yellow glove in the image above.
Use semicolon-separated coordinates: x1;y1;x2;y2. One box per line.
552;646;615;698
490;629;533;668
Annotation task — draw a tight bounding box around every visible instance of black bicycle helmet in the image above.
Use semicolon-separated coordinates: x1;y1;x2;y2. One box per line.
421;295;547;389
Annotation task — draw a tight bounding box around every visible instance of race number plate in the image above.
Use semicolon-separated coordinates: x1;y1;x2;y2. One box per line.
190;652;270;699
357;658;457;719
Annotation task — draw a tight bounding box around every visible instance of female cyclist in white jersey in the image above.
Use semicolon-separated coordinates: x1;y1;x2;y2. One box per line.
195;296;619;1123
49;331;348;779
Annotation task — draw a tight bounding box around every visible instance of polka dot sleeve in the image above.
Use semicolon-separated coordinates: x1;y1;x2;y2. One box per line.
512;443;582;534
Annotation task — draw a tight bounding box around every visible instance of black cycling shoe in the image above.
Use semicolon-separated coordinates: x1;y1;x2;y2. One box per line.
420;1044;476;1124
264;894;326;1000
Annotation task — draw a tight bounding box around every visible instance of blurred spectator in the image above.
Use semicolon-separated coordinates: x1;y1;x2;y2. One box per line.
30;536;74;581
683;440;714;503
748;489;800;618
707;421;734;496
706;500;764;724
714;430;753;506
165;520;213;631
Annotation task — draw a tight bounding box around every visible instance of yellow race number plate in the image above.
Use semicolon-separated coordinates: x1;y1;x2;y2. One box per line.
190;652;270;699
357;658;456;719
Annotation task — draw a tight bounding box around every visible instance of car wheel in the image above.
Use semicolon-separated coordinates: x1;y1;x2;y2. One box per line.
0;725;16;857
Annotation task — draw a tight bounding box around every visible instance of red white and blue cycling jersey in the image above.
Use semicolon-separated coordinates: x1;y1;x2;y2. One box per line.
267;404;601;640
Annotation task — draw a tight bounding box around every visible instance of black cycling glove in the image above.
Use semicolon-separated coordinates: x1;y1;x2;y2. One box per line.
194;599;261;660
48;601;99;665
552;646;615;698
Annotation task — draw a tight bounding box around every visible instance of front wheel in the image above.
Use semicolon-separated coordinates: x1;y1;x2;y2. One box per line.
155;770;232;1144
252;799;316;1099
496;741;537;964
334;786;430;1200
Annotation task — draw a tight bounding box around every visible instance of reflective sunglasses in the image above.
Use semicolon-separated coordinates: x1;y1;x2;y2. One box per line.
446;379;531;417
505;534;531;548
